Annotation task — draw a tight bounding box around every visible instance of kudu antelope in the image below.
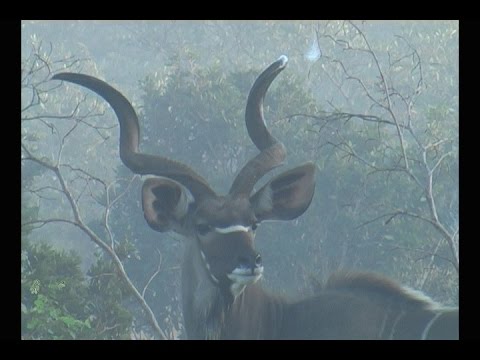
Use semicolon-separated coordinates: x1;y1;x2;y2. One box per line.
53;56;458;339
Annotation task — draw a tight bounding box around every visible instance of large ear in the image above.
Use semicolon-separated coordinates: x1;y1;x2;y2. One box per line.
250;162;315;221
142;177;190;232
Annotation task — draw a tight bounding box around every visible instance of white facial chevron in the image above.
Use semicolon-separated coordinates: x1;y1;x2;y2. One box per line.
214;225;251;234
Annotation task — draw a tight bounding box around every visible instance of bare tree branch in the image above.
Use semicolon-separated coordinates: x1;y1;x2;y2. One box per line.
143;249;163;299
313;21;458;276
22;151;169;340
22;44;170;338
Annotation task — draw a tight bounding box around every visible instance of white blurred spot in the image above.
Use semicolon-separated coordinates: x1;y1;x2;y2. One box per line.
305;38;321;63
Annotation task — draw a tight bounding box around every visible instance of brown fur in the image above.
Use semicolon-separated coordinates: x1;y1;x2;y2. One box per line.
325;272;439;310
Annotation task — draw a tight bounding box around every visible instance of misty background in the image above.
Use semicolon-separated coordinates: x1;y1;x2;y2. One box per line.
21;20;458;339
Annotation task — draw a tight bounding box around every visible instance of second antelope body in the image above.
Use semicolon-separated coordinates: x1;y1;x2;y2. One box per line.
53;56;458;339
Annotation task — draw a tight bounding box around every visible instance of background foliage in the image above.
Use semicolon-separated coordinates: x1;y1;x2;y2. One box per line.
21;20;458;339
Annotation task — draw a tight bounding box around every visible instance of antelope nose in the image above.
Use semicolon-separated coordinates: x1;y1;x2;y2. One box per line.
255;254;262;267
238;253;262;270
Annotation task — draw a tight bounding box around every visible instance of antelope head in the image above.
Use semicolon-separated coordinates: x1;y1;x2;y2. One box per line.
52;55;315;327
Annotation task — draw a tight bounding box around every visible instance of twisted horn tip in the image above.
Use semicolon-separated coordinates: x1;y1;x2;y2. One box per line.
277;55;288;67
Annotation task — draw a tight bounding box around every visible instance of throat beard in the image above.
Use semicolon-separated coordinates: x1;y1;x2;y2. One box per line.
230;282;247;300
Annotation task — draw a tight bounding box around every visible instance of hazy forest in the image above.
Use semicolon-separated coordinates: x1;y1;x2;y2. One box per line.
21;20;458;339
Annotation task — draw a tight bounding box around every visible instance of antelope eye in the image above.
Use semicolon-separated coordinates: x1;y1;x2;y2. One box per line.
251;222;258;231
196;224;212;236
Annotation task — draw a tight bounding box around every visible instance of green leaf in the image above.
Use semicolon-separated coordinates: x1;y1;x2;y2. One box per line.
33;295;46;313
59;315;78;328
27;317;39;330
48;307;60;320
